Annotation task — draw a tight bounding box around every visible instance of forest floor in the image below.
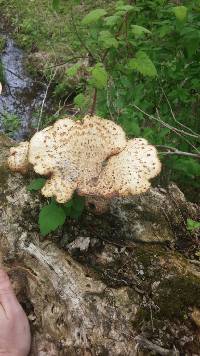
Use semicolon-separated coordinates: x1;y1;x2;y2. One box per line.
0;0;114;68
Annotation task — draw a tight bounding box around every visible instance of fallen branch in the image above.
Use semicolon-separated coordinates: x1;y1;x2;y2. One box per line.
135;335;180;356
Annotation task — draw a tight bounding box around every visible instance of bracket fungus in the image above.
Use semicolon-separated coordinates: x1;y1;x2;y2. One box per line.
8;115;161;210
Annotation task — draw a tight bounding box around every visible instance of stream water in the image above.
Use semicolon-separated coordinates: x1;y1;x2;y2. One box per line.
0;37;44;140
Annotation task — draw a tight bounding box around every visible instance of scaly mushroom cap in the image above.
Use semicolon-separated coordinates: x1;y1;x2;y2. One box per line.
79;138;161;198
7;142;29;174
28;115;127;203
7;116;161;205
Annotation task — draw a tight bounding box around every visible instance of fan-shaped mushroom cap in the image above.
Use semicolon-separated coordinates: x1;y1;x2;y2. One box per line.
7;142;29;174
7;116;161;206
79;138;161;198
28;115;127;203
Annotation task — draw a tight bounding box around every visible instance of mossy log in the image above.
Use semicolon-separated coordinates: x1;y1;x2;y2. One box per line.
0;134;200;355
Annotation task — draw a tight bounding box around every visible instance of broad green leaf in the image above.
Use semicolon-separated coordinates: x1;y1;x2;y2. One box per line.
74;93;86;108
66;63;81;77
131;25;151;36
82;9;107;25
91;63;108;89
27;178;46;192
187;219;200;231
39;202;66;236
99;31;118;49
173;6;188;22
128;51;157;77
104;15;121;27
52;0;59;10
116;4;135;13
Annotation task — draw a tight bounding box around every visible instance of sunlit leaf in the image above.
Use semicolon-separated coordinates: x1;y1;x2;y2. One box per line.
82;9;107;25
128;51;157;77
90;63;108;89
66;63;81;77
131;25;151;36
99;30;118;49
187;218;200;231
173;6;188;22
74;93;86;108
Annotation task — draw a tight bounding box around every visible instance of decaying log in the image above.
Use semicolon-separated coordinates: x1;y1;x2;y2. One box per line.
0;133;200;355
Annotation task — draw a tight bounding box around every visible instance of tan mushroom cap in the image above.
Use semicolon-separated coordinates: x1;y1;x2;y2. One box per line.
28;115;127;203
7;142;29;174
79;138;161;198
7;116;161;204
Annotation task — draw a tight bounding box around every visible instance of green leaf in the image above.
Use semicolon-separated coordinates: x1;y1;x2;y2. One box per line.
91;63;108;89
39;202;66;236
99;31;118;49
173;6;188;22
122;120;140;136
52;0;59;10
74;93;86;108
116;4;135;13
131;25;151;36
128;51;157;77
82;9;107;25
27;178;46;192
63;194;85;219
187;218;200;231
104;15;121;27
72;194;85;213
66;63;81;77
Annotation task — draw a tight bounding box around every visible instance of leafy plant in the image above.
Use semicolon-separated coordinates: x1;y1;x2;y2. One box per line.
64;0;200;201
39;195;85;236
2;112;20;136
28;178;85;236
187;219;200;231
39;200;66;236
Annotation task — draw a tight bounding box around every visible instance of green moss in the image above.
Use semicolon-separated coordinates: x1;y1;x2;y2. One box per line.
155;275;200;320
134;273;200;330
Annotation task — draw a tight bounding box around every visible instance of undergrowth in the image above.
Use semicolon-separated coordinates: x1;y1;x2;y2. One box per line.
1;0;200;235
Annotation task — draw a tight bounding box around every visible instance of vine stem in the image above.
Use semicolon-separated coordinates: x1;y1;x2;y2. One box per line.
89;88;97;116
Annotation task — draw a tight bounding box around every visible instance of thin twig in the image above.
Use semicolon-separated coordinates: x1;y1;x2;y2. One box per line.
37;69;57;131
44;56;87;70
3;67;47;87
70;9;95;60
54;93;73;117
89;88;97;116
133;103;199;139
132;104;200;153
160;85;199;137
156;108;200;154
157;145;200;159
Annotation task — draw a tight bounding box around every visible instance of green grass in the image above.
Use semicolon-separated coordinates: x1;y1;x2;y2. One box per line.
1;0;115;64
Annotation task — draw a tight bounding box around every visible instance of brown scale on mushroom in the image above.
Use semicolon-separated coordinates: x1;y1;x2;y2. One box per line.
7;115;161;210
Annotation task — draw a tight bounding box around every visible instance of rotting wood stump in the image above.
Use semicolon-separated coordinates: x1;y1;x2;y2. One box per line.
0;134;200;355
